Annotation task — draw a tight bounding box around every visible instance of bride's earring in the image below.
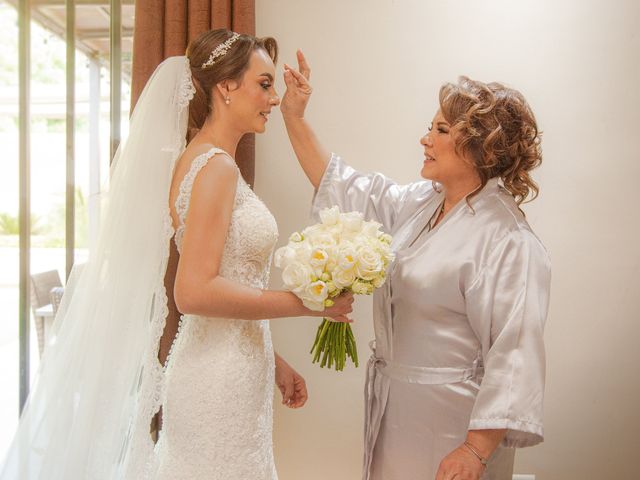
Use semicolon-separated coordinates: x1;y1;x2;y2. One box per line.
225;96;231;105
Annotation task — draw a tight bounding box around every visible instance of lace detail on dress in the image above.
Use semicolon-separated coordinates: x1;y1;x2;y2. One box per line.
173;147;278;288
162;314;186;371
154;146;279;480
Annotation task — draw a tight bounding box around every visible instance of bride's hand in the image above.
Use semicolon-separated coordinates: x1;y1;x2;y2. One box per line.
275;355;308;408
322;292;355;323
281;50;313;119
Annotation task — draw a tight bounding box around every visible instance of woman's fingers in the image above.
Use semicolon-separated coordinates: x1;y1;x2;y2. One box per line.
289;67;309;85
329;295;353;315
436;467;459;480
296;49;311;79
283;68;295;87
337;291;354;301
338;292;355;308
316;293;354;321
329;315;353;323
291;377;308;408
284;65;312;93
280;379;294;405
280;52;313;118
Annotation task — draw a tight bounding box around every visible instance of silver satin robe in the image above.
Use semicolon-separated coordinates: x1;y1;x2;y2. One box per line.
312;155;551;480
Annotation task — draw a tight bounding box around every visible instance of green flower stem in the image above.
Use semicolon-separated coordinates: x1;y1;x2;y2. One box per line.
347;326;359;367
311;322;322;352
310;318;359;371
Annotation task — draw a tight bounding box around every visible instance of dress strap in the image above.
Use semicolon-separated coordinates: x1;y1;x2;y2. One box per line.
174;147;230;227
173;147;232;251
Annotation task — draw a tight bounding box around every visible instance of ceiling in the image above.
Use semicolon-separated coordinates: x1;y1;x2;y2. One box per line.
8;0;135;79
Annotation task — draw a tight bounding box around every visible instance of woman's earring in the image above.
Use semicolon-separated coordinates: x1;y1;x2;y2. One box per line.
225;97;231;105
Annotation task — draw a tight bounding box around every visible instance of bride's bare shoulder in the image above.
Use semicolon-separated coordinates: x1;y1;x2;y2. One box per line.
168;143;237;221
177;143;234;171
171;143;238;206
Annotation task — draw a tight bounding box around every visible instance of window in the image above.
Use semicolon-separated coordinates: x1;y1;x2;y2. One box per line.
0;0;134;458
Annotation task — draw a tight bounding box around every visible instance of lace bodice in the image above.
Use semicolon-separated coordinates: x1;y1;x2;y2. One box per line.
174;147;279;288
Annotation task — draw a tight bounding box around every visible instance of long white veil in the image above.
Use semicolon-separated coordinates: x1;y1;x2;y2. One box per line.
0;56;194;479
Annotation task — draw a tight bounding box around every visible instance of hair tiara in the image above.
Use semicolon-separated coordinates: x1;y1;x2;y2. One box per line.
201;32;241;69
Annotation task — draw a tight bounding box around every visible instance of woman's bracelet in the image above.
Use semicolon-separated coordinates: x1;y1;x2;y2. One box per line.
463;441;488;466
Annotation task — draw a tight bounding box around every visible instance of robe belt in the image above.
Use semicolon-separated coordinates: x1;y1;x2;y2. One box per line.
363;340;483;480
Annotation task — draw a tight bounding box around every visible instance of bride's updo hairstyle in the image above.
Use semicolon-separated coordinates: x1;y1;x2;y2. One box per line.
439;76;543;205
186;28;278;134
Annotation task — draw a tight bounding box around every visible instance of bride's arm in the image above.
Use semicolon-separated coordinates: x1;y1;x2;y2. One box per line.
281;51;329;189
174;153;353;320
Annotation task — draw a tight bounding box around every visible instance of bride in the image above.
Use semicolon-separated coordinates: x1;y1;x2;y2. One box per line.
0;29;353;480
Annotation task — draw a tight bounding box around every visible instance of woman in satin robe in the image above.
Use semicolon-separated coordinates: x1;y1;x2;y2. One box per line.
280;52;551;480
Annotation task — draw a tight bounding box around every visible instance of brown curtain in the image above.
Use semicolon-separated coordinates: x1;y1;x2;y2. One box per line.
130;3;256;434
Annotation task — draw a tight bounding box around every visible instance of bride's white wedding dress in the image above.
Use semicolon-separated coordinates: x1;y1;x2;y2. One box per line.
0;58;281;480
155;147;279;480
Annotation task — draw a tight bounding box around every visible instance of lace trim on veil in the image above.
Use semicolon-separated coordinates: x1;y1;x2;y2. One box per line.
125;57;195;479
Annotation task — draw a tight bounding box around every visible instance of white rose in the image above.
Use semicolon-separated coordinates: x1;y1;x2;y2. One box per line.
274;246;296;269
291;241;313;263
326;257;337;272
355;245;383;280
337;246;357;271
299;297;324;311
341;211;364;232
302;224;325;239
310;248;329;268
310;248;329;276
309;232;336;250
352;235;375;251
282;262;314;290
327;223;344;237
319;206;340;226
298;280;329;311
332;267;356;289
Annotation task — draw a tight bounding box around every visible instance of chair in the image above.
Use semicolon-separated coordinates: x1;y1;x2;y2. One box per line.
29;270;62;357
50;286;65;317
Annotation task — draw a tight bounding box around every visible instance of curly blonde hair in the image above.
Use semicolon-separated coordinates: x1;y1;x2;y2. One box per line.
439;76;542;205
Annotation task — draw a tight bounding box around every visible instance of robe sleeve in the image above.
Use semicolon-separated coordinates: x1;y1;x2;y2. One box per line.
465;229;551;448
311;153;431;233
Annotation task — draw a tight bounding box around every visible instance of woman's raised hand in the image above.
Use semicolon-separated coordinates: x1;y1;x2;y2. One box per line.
281;50;313;119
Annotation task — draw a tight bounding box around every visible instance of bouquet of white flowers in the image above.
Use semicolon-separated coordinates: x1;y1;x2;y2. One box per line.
274;206;394;371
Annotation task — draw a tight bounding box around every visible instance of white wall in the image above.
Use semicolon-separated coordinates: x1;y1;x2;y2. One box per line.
255;1;640;478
